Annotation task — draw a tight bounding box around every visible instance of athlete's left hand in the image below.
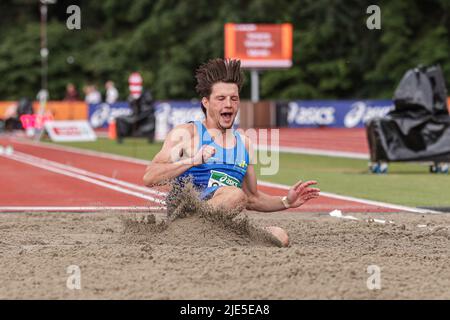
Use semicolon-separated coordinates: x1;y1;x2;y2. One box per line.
286;180;320;208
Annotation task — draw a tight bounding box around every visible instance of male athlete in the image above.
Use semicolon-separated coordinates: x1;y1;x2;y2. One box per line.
143;58;320;246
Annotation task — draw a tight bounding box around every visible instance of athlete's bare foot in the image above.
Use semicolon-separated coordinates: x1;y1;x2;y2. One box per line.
265;226;290;247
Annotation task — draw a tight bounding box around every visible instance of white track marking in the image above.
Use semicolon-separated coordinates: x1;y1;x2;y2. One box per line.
318;191;441;214
256;144;369;159
11;137;150;164
13;137;370;162
3;153;166;205
0;206;165;212
13;151;167;197
258;180;442;214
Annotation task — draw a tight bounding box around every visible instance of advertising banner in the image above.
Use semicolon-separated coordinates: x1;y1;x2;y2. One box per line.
88;101;206;140
0;101;87;120
154;101;205;141
285;100;394;128
88;102;133;128
44;120;97;142
153;101;240;140
225;23;293;69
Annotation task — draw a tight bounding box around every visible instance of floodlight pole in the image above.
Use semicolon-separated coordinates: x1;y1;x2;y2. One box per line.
40;1;48;101
36;0;55;140
250;69;260;103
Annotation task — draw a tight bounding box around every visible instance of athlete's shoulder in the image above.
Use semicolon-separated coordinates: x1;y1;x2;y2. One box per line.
161;123;196;148
168;122;196;137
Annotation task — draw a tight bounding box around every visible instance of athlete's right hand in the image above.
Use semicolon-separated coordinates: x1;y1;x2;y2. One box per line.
193;145;216;164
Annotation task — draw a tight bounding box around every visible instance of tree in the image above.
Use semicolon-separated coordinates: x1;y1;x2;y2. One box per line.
0;0;448;101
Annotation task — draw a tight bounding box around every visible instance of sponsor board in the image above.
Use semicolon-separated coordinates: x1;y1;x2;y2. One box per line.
154;101;241;141
44;120;97;142
89;100;394;134
225;23;293;69
89;101;205;140
286;100;394;128
0;101;87;121
88;101;204;137
154;101;205;141
88;101;239;141
20;114;54;130
88;102;132;128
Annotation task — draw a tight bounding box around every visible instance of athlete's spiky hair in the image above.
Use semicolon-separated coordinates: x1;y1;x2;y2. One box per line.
195;58;244;116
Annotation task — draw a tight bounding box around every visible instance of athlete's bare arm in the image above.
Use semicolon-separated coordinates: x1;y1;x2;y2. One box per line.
143;123;216;186
241;135;320;212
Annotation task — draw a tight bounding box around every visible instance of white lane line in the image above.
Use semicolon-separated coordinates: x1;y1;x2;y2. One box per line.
258;180;442;214
0;206;165;212
11;137;150;165
3;153;166;205
14;137;370;162
256;144;369;159
13;151;167;198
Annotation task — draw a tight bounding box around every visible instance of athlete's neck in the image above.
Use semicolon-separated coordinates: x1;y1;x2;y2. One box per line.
203;117;226;133
202;120;235;148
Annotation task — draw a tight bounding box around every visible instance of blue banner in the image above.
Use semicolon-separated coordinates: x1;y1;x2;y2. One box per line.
88;100;393;136
88;101;205;129
286;100;394;128
88;100;207;140
88;102;132;129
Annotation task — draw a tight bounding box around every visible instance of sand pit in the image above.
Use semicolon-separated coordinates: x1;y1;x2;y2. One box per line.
1;208;450;299
120;213;271;248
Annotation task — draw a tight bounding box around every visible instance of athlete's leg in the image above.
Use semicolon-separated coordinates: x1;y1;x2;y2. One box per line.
206;186;247;212
206;186;289;247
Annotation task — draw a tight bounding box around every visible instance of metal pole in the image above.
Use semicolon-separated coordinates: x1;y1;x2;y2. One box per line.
250;69;259;103
36;1;52;140
40;2;48;98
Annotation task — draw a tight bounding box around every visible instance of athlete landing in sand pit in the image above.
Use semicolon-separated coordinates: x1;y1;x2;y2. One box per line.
143;58;320;247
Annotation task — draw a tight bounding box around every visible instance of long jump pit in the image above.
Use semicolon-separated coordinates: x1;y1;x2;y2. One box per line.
1;137;450;299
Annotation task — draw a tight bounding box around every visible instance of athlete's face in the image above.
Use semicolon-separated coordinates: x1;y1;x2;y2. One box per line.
202;82;239;130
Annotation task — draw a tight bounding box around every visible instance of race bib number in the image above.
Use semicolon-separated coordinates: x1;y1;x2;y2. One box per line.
208;170;241;188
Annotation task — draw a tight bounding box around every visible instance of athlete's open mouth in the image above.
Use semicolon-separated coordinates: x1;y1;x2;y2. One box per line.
220;112;233;121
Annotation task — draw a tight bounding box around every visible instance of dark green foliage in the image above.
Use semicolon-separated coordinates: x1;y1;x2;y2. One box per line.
0;0;448;100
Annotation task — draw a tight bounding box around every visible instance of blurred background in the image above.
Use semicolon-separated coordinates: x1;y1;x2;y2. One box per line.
0;0;448;101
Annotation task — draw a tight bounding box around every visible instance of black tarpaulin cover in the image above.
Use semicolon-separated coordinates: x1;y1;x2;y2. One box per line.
366;65;450;162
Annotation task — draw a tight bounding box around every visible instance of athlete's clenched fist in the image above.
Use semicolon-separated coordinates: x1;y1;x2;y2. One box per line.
193;145;216;164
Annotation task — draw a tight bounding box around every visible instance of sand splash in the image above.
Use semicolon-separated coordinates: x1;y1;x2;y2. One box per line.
121;178;285;247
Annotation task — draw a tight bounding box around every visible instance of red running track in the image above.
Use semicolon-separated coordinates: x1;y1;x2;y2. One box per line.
0;135;399;213
0;155;150;207
253;128;369;154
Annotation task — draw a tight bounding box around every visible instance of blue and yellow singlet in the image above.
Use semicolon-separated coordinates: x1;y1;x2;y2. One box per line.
178;121;249;200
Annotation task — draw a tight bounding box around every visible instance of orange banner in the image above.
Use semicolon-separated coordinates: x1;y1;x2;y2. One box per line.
224;23;293;69
0;101;88;120
0;101;16;119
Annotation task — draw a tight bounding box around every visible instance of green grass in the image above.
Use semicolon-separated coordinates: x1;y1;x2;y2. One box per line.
50;137;450;208
253;152;450;207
